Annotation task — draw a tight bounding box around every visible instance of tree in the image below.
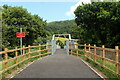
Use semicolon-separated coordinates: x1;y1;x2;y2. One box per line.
74;2;120;47
56;40;64;49
2;5;50;50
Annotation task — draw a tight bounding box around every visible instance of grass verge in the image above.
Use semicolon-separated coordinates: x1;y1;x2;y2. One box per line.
71;51;120;79
0;48;50;79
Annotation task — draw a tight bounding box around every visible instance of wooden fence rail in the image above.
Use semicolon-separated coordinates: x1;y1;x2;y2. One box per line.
0;44;51;77
69;43;120;75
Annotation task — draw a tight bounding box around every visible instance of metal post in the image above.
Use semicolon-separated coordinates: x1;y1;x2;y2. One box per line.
52;35;55;40
20;28;22;55
66;40;69;55
69;34;71;40
51;40;54;55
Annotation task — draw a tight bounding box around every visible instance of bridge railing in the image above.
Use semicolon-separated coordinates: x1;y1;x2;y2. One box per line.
0;44;51;78
69;43;120;76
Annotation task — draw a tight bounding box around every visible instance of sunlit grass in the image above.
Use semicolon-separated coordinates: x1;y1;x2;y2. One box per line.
55;37;78;43
71;50;120;79
0;48;49;78
7;59;15;68
0;62;3;71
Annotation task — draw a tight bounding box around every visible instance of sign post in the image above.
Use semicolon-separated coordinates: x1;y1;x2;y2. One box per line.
16;28;25;55
20;28;22;55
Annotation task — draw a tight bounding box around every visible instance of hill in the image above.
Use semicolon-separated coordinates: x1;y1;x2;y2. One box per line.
45;20;77;34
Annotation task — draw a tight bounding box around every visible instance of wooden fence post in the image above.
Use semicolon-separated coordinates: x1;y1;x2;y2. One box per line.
23;46;25;60
88;44;91;58
102;45;105;67
23;46;25;55
4;48;8;69
94;44;96;62
46;43;48;49
76;44;78;57
28;45;31;59
115;46;119;74
15;47;18;69
39;44;41;50
39;44;41;51
46;43;48;55
84;44;86;57
39;44;41;57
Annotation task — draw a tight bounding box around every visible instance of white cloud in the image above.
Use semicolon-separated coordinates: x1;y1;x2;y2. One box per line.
66;0;91;17
66;11;72;16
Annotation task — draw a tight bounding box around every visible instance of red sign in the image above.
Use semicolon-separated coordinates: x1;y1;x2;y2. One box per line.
16;32;25;37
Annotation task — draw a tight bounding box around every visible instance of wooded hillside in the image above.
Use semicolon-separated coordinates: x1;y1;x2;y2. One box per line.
45;20;77;34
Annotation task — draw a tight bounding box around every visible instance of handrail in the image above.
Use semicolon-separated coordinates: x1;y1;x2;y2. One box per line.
0;44;52;78
69;43;120;75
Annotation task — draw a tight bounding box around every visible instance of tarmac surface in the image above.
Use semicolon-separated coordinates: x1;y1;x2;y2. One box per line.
11;49;103;79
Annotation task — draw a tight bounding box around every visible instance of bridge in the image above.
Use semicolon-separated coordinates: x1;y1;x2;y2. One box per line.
0;34;120;79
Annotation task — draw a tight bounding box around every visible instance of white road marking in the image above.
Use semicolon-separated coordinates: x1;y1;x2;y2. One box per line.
73;55;105;80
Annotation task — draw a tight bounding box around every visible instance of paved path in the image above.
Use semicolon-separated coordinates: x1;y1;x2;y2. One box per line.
11;49;103;79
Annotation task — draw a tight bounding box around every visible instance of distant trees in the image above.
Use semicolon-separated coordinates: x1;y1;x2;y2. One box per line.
45;20;77;35
91;0;119;2
74;2;120;47
56;40;64;48
2;5;50;49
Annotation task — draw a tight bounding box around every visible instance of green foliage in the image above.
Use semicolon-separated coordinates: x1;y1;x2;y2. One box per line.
70;25;86;40
74;2;120;47
46;20;77;35
0;7;2;51
56;40;64;48
2;5;50;50
33;35;52;46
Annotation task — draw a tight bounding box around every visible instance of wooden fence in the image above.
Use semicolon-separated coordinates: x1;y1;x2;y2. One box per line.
0;44;51;77
69;43;120;76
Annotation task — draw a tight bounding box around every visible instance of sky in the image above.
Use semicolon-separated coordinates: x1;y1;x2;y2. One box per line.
2;0;91;23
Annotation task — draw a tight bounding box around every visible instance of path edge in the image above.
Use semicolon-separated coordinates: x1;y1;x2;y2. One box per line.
8;55;51;80
72;55;106;80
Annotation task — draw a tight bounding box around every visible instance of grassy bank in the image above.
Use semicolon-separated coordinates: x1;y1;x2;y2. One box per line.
72;51;120;79
0;46;50;79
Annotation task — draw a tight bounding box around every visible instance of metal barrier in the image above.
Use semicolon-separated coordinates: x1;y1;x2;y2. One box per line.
47;40;57;55
64;40;77;55
65;40;70;55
